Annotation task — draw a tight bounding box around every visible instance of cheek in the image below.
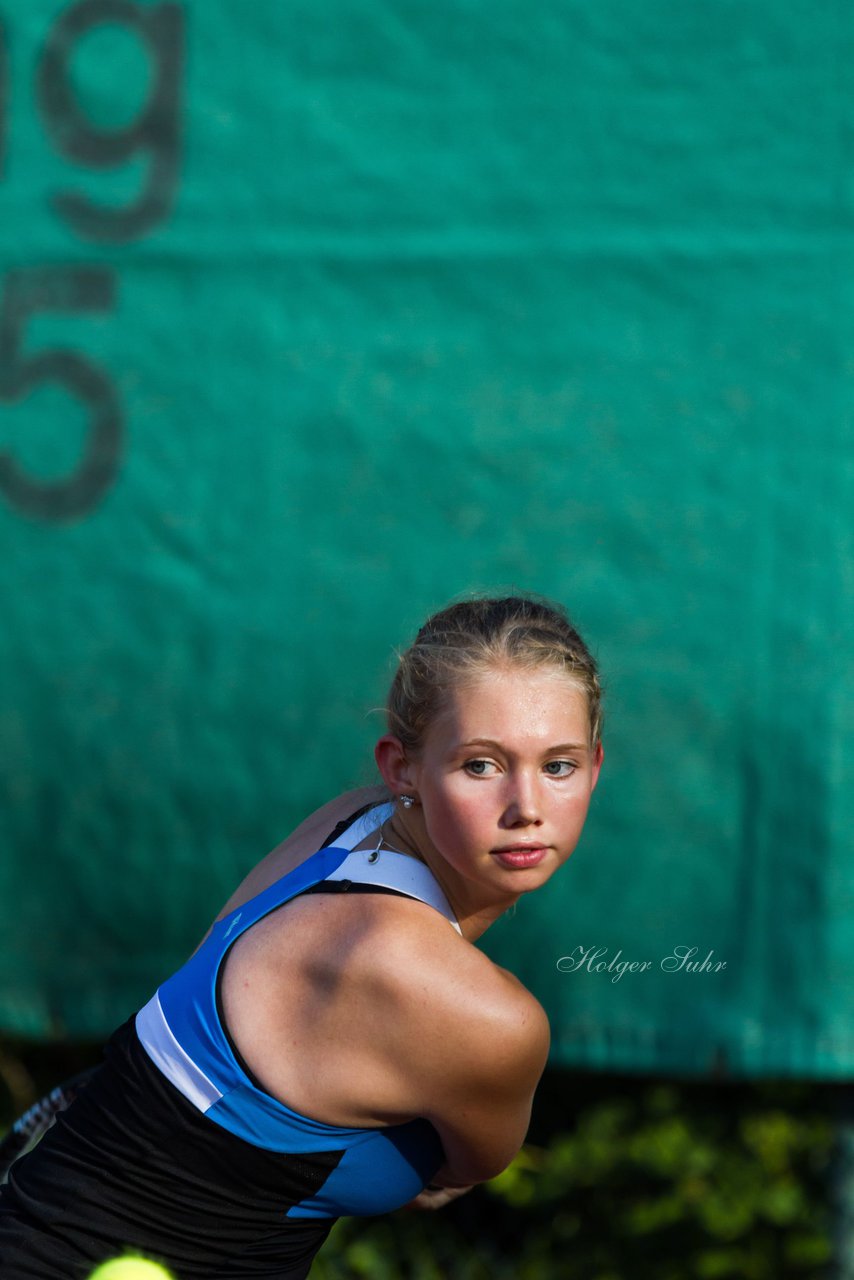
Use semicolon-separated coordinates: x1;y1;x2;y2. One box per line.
425;782;489;845
561;785;595;827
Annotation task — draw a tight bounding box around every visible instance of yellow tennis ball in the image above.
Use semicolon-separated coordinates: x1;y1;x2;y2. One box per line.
88;1258;174;1280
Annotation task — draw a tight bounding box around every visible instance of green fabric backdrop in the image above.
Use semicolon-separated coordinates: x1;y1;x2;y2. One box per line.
0;0;851;1078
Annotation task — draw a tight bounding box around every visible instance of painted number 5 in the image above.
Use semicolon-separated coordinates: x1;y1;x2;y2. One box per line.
0;267;122;522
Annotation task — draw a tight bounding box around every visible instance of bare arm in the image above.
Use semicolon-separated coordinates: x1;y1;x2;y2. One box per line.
428;989;550;1185
214;783;390;918
191;784;390;954
389;949;551;1189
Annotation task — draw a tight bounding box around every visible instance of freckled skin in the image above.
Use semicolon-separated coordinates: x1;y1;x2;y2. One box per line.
375;667;604;942
216;664;604;1170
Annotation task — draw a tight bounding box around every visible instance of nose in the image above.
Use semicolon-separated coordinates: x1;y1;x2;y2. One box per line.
500;771;543;829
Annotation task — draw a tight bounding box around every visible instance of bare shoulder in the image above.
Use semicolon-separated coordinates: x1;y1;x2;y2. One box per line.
374;905;550;1097
269;784;391;859
368;908;550;1183
213;785;390;921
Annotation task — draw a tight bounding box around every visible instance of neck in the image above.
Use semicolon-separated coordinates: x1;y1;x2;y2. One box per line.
378;814;520;943
377;815;426;863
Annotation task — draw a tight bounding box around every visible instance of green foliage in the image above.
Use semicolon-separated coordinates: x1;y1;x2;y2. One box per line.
312;1078;835;1280
0;1047;837;1280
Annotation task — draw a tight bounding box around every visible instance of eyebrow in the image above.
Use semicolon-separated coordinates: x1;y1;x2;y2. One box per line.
457;738;589;754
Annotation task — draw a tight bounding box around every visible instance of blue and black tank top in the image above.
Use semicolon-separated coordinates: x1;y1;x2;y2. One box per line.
0;801;462;1278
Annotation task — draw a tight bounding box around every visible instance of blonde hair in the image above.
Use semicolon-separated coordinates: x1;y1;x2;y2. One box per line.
386;595;603;755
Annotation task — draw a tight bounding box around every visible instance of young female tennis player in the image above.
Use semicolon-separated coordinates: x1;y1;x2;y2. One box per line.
0;595;603;1278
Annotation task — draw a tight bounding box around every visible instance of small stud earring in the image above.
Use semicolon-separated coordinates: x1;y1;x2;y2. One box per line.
400;794;415;809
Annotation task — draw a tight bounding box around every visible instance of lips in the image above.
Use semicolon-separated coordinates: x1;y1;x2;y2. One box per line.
491;846;549;868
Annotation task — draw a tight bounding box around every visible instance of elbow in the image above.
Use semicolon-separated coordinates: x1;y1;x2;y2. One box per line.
435;1135;525;1187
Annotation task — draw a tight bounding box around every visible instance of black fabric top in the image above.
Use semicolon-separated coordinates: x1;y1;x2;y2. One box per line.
0;1017;338;1279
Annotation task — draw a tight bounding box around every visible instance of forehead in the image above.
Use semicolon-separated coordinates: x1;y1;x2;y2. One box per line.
427;667;590;749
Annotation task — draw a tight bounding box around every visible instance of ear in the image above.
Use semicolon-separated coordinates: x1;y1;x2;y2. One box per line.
590;741;604;791
374;734;419;795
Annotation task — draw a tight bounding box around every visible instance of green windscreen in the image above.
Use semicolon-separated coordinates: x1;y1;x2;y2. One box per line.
0;0;851;1079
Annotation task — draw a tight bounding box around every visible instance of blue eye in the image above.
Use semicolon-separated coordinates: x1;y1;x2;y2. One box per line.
464;759;496;776
544;760;577;777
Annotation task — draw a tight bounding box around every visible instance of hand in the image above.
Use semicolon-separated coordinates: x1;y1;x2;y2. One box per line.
402;1182;476;1211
